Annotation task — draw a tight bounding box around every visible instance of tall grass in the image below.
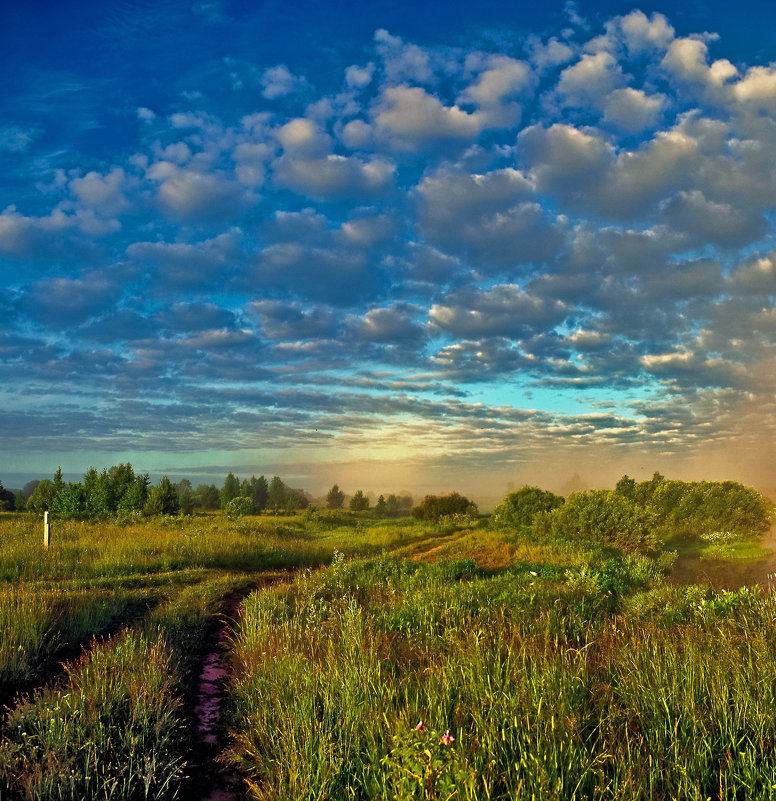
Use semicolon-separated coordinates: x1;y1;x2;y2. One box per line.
0;629;186;800
226;552;776;800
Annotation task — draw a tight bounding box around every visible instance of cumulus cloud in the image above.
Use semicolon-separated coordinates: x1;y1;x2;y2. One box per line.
603;88;665;133
273;153;394;200
348;303;427;345
430;284;569;338
260;64;310;99
146;162;256;221
555;52;624;109
7;9;776;482
373;85;484;149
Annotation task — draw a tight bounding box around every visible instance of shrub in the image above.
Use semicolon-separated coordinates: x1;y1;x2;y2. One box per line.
491;486;565;530
225;495;255;518
542;490;661;552
411;493;478;522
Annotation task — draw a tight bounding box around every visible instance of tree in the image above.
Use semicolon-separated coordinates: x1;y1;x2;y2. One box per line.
51;482;87;518
22;480;40;499
491;486;564;530
375;495;387;517
326;484;345;509
220;472;241;509
109;463;137;507
118;474;150;514
540;490;660;552
26;480;55;513
174;479;196;514
0;481;14;511
195;484;220;510
225;496;254;518
412;492;477;522
249;475;269;512
267;476;287;511
144;476;180;516
14;490;26;512
385;494;401;517
349;490;370;511
85;468;116;517
615;475;637;501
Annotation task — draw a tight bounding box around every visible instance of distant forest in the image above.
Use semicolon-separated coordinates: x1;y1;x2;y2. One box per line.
1;467;773;552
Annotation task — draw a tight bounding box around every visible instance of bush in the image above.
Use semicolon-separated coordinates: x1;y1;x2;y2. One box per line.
491;486;565;530
541;490;661;552
411;493;478;522
225;496;254;518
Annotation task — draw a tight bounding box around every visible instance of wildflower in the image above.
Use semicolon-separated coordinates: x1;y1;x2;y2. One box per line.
414;720;425;731
530;571;538;577
440;730;454;746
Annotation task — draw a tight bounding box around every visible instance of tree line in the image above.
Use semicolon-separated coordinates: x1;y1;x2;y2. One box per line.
491;473;774;551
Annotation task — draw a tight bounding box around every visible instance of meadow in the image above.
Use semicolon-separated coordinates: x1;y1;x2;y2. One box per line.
0;482;774;800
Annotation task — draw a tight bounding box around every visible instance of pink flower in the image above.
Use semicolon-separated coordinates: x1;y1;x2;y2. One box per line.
440;730;455;746
414;720;425;731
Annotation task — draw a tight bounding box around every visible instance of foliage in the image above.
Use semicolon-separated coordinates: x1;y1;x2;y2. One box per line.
144;476;180;516
491;485;565;530
221;472;241;510
326;484;345;509
0;481;15;512
411;492;478;522
225;496;255;518
349;489;370;511
538;489;661;552
26;479;55;514
195;483;220;510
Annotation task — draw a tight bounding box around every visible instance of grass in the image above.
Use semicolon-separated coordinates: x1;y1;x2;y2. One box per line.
0;629;186;800
0;510;454;799
226;550;776;800
1;509;775;800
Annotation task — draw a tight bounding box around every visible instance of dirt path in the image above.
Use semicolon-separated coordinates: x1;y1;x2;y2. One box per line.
184;576;289;801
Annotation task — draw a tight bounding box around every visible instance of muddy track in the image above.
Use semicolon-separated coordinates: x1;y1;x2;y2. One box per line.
183;576;289;801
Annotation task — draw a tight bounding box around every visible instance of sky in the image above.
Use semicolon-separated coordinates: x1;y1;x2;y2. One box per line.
2;0;776;500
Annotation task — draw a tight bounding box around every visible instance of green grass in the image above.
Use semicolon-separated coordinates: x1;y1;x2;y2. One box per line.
226;551;776;800
2;509;775;800
0;629;186;800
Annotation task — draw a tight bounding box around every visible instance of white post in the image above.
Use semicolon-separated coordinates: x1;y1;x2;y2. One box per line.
43;511;50;549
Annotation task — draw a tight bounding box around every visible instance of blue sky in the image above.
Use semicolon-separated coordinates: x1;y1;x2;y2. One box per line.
2;0;776;498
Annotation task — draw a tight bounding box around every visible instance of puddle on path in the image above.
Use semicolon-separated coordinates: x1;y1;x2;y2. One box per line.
670;528;776;590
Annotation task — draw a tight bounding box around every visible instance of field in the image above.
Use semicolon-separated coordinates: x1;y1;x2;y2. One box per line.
1;507;775;800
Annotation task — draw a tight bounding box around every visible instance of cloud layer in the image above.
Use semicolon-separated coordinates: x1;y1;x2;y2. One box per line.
2;6;776;494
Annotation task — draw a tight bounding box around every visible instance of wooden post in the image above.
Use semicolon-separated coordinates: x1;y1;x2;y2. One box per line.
43;511;50;549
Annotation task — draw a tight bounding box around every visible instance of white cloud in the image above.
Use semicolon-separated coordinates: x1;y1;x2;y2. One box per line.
459;55;534;127
261;65;310;100
660;189;767;248
349;303;426;344
0;124;39;152
345;62;375;89
374;85;484;149
617;10;675;54
525;36;575;70
733;66;776;113
146;161;255;222
430;284;569;338
603;88;665;133
556;51;624;109
69;167;130;216
275;117;331;156
374;29;435;85
273;153;394;200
